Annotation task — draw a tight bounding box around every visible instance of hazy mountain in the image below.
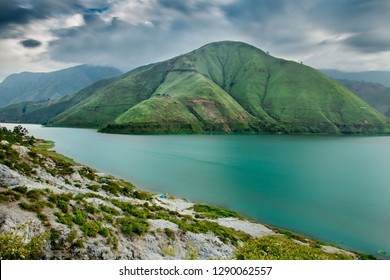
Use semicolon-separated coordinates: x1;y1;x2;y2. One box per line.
1;42;389;134
335;79;390;117
321;69;390;87
0;65;122;108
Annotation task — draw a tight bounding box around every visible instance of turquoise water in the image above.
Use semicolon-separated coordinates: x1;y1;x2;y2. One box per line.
3;124;390;257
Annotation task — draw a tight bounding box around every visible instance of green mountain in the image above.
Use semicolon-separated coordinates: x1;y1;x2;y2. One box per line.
334;79;390;117
0;65;122;108
1;41;389;134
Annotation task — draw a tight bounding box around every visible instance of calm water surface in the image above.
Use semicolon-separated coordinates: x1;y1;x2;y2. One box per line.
3;124;390;257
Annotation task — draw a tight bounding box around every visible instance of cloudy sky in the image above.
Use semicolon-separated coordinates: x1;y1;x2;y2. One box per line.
1;0;390;81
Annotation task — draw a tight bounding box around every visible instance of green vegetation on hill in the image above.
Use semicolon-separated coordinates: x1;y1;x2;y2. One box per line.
335;79;390;117
1;41;389;134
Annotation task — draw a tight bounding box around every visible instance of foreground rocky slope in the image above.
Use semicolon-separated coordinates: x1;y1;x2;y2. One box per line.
0;126;361;260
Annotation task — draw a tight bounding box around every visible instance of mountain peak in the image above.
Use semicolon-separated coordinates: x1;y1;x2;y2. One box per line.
1;42;388;134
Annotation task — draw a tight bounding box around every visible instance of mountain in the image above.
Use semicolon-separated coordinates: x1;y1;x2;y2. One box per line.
335;79;390;117
321;69;390;87
1;41;389;134
0;65;122;108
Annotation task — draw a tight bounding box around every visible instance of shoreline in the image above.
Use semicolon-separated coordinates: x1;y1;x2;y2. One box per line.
0;124;377;259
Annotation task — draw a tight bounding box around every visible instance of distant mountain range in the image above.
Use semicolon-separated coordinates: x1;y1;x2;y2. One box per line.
332;79;390;117
0;41;389;134
0;65;122;108
321;69;390;87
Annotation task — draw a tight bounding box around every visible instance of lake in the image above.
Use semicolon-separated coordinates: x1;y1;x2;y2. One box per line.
3;123;390;257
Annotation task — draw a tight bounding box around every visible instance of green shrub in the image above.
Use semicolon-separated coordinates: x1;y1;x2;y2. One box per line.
72;207;87;226
26;189;44;200
54;212;73;227
0;190;21;202
74;239;84;248
0;222;49;260
18;202;45;213
12;186;28;194
48;193;73;204
99;227;110;237
118;217;149;237
49;228;62;250
103;213;114;224
235;235;354;260
86;204;98;214
87;185;100;192
193;204;243;219
56;200;68;213
111;200;149;218
132;190;152;201
100;205;120;216
80;221;102;237
164;228;175;240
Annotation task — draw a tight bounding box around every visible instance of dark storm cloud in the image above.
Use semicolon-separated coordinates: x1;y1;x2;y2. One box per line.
308;0;390;52
20;38;42;48
0;0;84;35
2;0;390;81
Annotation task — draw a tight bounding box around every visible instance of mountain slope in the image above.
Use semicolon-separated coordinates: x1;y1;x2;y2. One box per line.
0;65;122;108
101;41;389;134
1;41;389;134
333;79;390;117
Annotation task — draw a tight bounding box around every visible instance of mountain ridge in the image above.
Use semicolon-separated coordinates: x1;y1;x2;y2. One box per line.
0;65;123;108
1;41;389;134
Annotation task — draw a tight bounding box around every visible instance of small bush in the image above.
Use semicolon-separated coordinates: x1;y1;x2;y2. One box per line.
18;202;45;213
80;221;102;237
99;227;110;237
12;186;28;194
26;189;44;200
103;213;114;224
193;204;243;219
54;212;73;227
164;228;175;240
132;190;152;201
87;185;100;192
100;205;120;216
0;222;49;260
118;217;149;237
86;204;98;214
73;207;87;226
56;200;68;213
0;190;21;202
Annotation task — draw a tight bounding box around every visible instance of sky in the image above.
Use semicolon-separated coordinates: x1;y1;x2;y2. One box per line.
1;0;390;81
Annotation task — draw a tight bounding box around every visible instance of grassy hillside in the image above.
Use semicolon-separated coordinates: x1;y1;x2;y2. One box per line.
0;77;119;125
102;41;389;134
335;79;390;117
1;41;389;134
